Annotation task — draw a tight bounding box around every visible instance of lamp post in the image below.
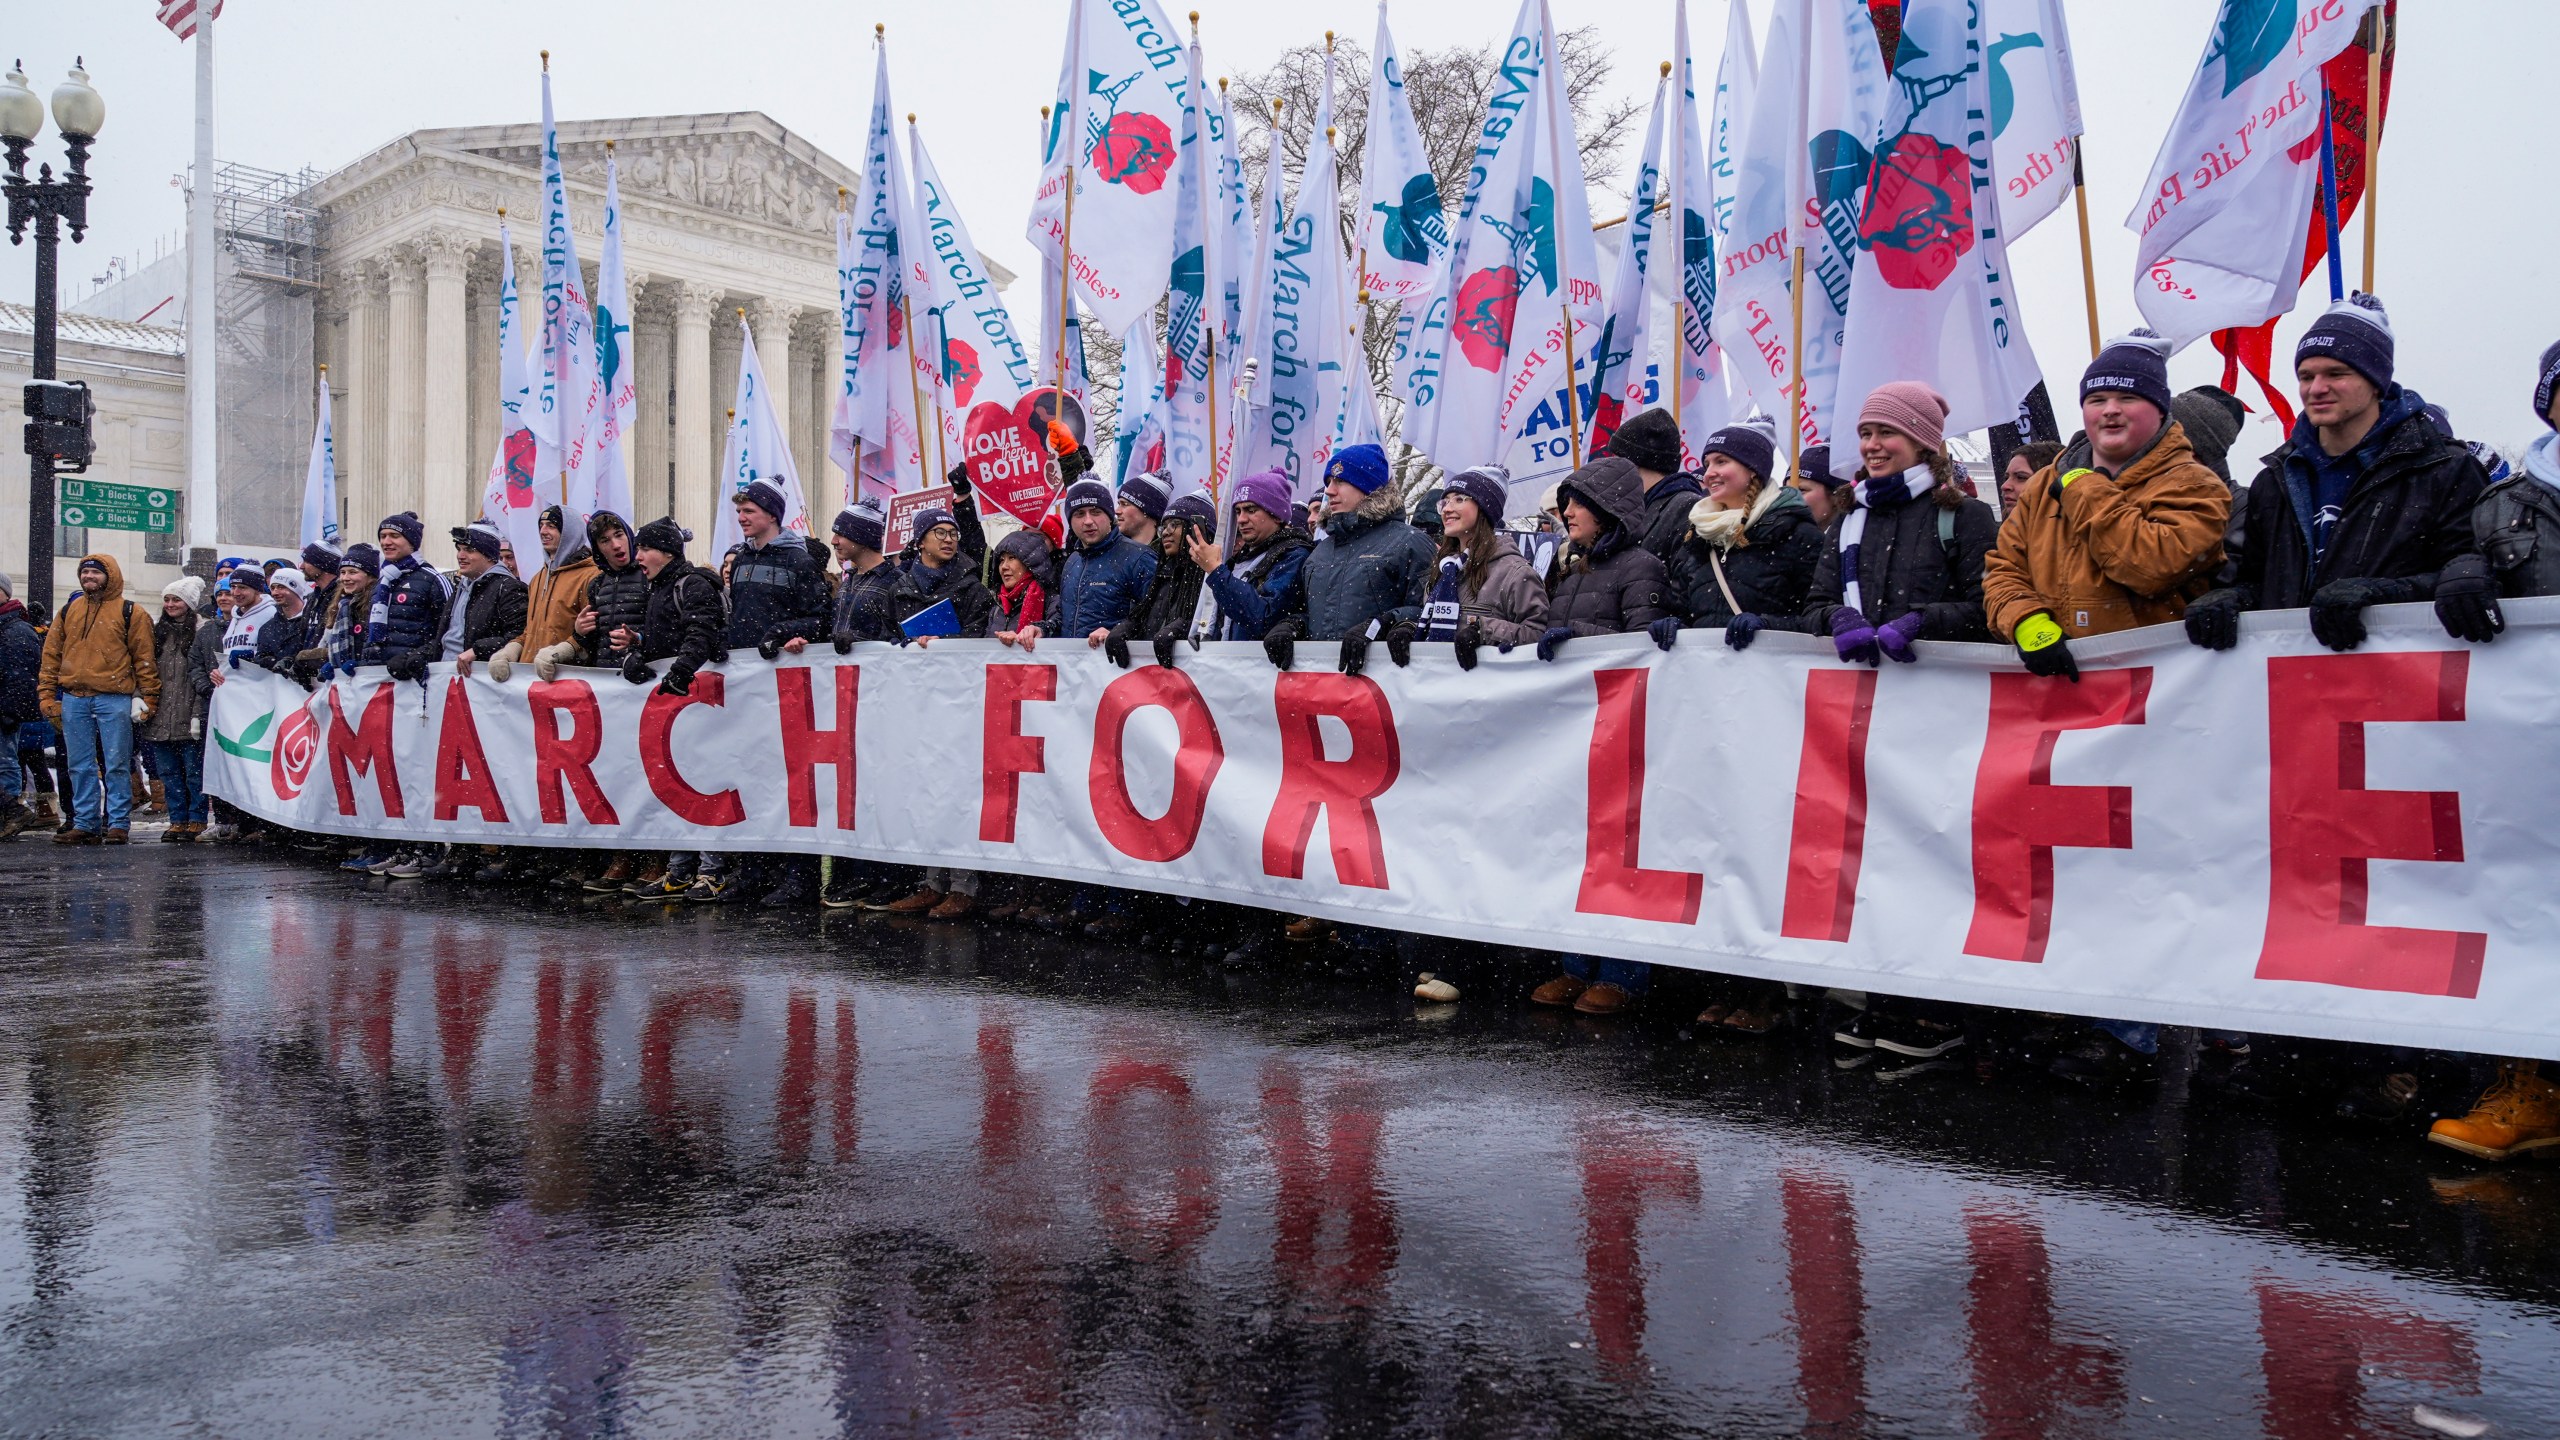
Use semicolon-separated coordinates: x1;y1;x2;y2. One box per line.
3;59;105;614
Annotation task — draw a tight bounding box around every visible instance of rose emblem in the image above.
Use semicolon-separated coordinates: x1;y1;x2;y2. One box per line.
504;428;538;507
270;703;319;800
1090;113;1177;195
944;341;982;408
1857;133;1974;291
1452;266;1522;372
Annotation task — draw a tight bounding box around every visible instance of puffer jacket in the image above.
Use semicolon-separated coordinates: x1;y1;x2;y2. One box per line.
1636;472;1708;563
582;514;653;664
0;600;40;723
832;561;908;645
187;614;223;702
37;553;158;709
142;611;203;743
449;569;529;658
1667;484;1827;628
2231;386;2487;611
519;533;598;655
640;556;727;667
1201;528;1313;640
1056;527;1158;638
1790;481;1998;641
1548;458;1672;636
723;534;832;650
1982;422;2229;640
255;606;323;672
2470;433;2560;599
1301;478;1436;640
360;555;447;667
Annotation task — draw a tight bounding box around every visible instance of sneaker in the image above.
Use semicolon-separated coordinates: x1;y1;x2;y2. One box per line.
761;870;816;906
365;850;410;876
640;872;695;900
583;858;636;893
1875;1054;1963;1083
1529;974;1588;1008
385;853;435;879
620;862;668;897
2048;1031;2157;1087
927;892;976;921
1872;1014;1967;1060
2427;1066;2560;1161
1573;982;1632;1016
819;875;873;910
1829;1008;1876;1050
684;873;735;903
340;849;386;873
1283;915;1333;944
877;887;944;915
471;857;516;883
1413;974;1459;1004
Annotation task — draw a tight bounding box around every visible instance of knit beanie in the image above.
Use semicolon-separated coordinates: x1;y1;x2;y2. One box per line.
1165;491;1217;531
2082;329;2175;418
162;575;204;609
1064;477;1115;514
227;565;267;593
1234;467;1292;520
994;527;1053;574
451;522;504;562
735;480;787;521
1324;442;1390;495
2535;338;2560;429
301;542;342;573
339;543;381;578
908;507;959;544
377;511;424;550
1441;465;1512;527
1606;406;1683;474
1700;417;1780;481
270;571;312;602
1118;470;1172;522
2170;387;2245;481
833;497;887;553
2295;291;2395;391
1858;381;1950;455
1792;443;1833;486
634;516;690;558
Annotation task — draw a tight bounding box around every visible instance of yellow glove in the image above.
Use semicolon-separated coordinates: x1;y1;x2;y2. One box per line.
2015;612;2066;652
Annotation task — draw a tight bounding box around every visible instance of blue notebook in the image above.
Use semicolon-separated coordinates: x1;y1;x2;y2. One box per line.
900;598;961;639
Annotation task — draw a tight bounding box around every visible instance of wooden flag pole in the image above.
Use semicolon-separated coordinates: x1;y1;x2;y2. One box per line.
2361;6;2386;295
2072;145;2102;358
1787;246;1806;482
904;113;948;484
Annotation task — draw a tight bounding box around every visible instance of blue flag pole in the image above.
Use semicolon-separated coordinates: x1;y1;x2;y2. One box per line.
2317;82;2346;302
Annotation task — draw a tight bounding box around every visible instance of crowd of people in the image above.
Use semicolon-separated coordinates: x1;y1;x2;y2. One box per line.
4;293;2556;1164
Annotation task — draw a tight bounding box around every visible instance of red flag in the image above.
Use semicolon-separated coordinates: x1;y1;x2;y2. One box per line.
2210;3;2396;431
155;0;224;40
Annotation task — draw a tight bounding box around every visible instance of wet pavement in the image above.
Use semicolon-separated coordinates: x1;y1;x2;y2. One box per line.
0;840;2555;1438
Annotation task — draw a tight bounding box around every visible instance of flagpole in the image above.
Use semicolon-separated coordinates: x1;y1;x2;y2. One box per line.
903;115;949;484
2316;87;2346;302
1053;2;1085;389
2071;145;2102;358
1788;246;1805;481
184;2;220;557
1536;1;1584;469
1201;38;1223;505
1663;59;1682;430
2360;5;2386;295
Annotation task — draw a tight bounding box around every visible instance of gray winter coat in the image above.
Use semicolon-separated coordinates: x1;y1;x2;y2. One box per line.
1301;478;1436;640
142;615;204;744
1549;457;1672;636
1458;546;1549;646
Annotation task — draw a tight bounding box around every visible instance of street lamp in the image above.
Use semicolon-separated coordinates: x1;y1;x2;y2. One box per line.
4;58;105;613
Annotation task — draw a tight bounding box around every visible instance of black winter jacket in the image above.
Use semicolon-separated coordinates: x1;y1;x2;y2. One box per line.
832;561;907;645
1790;491;1998;640
360;557;448;668
1549;455;1673;636
584;561;652;663
723;535;832;650
1667;488;1827;627
450;570;528;658
2470;465;2560;599
0;602;40;723
1301;481;1436;640
641;558;727;667
1636;472;1707;564
889;559;996;639
1117;550;1207;643
2231;393;2489;611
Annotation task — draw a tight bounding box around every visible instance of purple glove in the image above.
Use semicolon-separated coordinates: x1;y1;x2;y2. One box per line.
1875;612;1927;664
1829;607;1880;666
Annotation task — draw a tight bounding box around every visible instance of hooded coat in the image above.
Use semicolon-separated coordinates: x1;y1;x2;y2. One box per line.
581;514;653;663
1547;459;1672;636
1982;421;2229;640
37;553;158;712
1300;475;1436;640
1667;483;1826;628
1437;537;1549;645
518;526;598;655
1790;477;1997;641
450;566;530;658
2229;387;2489;611
0;598;41;723
2469;433;2560;598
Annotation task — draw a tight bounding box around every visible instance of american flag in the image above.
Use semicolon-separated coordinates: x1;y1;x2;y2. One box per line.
155;0;223;40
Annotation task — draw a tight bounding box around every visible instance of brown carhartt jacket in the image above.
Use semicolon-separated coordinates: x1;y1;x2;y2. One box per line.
1983;422;2230;640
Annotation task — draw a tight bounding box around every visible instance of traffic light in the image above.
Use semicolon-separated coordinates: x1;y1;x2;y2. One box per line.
24;379;95;475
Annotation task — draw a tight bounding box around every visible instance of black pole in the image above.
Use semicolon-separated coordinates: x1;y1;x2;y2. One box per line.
6;127;90;616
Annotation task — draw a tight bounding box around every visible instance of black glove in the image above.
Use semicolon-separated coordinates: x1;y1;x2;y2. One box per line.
2183;589;2243;651
757;635;785;661
621;654;655;686
386;651;426;683
1536;626;1573;662
1152;634;1179;669
1263;621;1299;671
2432;555;2504;645
1338;629;1373;676
1383;620;1418;668
2309;575;2420;652
1647;616;1681;651
1453;620;1482;672
1104;627;1133;669
656;659;697;697
1725;614;1765;651
2013;612;2081;683
832;635;853;655
945;462;973;501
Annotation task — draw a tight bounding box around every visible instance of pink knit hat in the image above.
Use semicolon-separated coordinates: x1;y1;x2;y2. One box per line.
1858;381;1950;455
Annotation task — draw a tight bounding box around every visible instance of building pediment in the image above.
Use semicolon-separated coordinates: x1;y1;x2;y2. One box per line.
438;114;857;236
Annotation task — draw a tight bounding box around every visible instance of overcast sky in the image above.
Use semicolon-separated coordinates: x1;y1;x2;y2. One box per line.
9;0;2554;453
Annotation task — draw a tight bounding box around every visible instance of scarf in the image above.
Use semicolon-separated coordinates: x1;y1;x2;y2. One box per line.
1837;464;1937;616
325;590;368;669
1422;556;1466;641
368;554;426;632
1687;478;1797;553
999;574;1046;627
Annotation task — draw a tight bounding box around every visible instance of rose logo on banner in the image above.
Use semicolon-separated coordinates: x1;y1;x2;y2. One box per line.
270;704;318;800
1858;47;1978;292
1086;69;1176;195
1452;268;1523;371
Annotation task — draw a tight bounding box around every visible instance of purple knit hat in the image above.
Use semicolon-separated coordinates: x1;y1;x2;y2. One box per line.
1233;467;1291;520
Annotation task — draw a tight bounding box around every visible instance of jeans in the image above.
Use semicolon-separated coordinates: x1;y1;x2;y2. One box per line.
60;692;136;833
150;740;207;826
1562;954;1652;995
923;867;979;897
0;720;18;802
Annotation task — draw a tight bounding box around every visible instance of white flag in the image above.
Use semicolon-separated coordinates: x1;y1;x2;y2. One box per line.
300;372;338;551
1162;31;1225;495
1114;318;1168;483
1026;0;1195;338
1666;0;1751;464
1356;4;1449;305
1214;84;1254;358
1214;137;1281;492
1830;0;2046;472
532;69;602;507
587;148;637;524
910;127;1034;418
711;316;812;558
1986;0;2084;240
833;43;930;499
2130;0;2378;347
1590;71;1668;450
1248;54;1371;503
478;220;549;580
1712;0;1889;455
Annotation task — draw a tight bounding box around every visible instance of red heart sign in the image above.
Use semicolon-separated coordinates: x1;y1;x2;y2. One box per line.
963;402;1058;530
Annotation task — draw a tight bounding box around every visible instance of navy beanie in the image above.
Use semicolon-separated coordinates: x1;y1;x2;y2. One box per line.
833;498;887;553
2082;328;2176;418
1064;477;1115;514
227;565;268;593
378;511;424;549
1606;407;1683;474
908;507;959;543
2535;339;2560;429
1442;465;1511;527
1324;442;1390;495
735;480;787;521
2296;291;2395;392
1118;470;1172;521
450;523;504;562
1701;419;1779;482
301;542;342;573
635;516;690;558
1165;491;1217;531
340;543;381;577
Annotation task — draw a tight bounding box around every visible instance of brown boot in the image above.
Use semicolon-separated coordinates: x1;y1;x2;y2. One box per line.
1529;974;1588;1007
1573;983;1631;1016
927;891;976;921
583;856;636;893
877;887;944;914
102;828;129;845
1283;915;1333;943
54;828;97;846
140;778;166;816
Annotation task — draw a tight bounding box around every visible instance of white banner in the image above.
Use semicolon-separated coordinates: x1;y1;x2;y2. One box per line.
204;605;2560;1060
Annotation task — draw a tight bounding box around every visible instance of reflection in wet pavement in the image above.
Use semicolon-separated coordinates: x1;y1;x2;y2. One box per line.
0;846;2554;1436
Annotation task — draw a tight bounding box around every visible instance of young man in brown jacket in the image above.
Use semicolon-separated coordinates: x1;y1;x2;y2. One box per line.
35;552;159;843
1982;331;2231;681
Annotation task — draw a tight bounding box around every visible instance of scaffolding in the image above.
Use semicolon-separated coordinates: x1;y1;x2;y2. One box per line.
208;160;323;553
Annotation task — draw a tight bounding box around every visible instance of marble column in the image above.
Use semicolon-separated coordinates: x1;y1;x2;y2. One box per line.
420;230;474;562
633;281;673;525
672;282;724;549
786;325;817;493
336;259;385;542
749;299;799;487
466;247;501;491
710;305;743;473
383;246;427;523
804;334;835;518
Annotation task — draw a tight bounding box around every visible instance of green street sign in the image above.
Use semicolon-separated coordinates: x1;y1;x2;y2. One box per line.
57;478;177;534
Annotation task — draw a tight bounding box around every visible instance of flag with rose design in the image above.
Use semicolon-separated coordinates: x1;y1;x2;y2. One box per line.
1829;0;2044;475
1162;32;1226;497
835;42;929;500
1025;0;1195;339
478;219;549;580
1586;71;1667;456
1357;4;1448;306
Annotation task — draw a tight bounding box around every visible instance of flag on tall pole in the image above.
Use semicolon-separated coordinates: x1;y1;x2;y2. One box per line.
1213;81;1254;359
1985;0;2084;240
1357;3;1448;305
1214;108;1284;492
300;368;339;551
478;219;548;579
1246;45;1371;503
1115;318;1169;483
2128;0;2381;349
588;144;638;525
1829;0;2046;471
1587;67;1669;454
1027;0;1196;338
712;314;812;558
1667;0;1750;464
833;35;928;499
1162;23;1226;497
154;0;222;39
909;126;1035;419
532;58;603;514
